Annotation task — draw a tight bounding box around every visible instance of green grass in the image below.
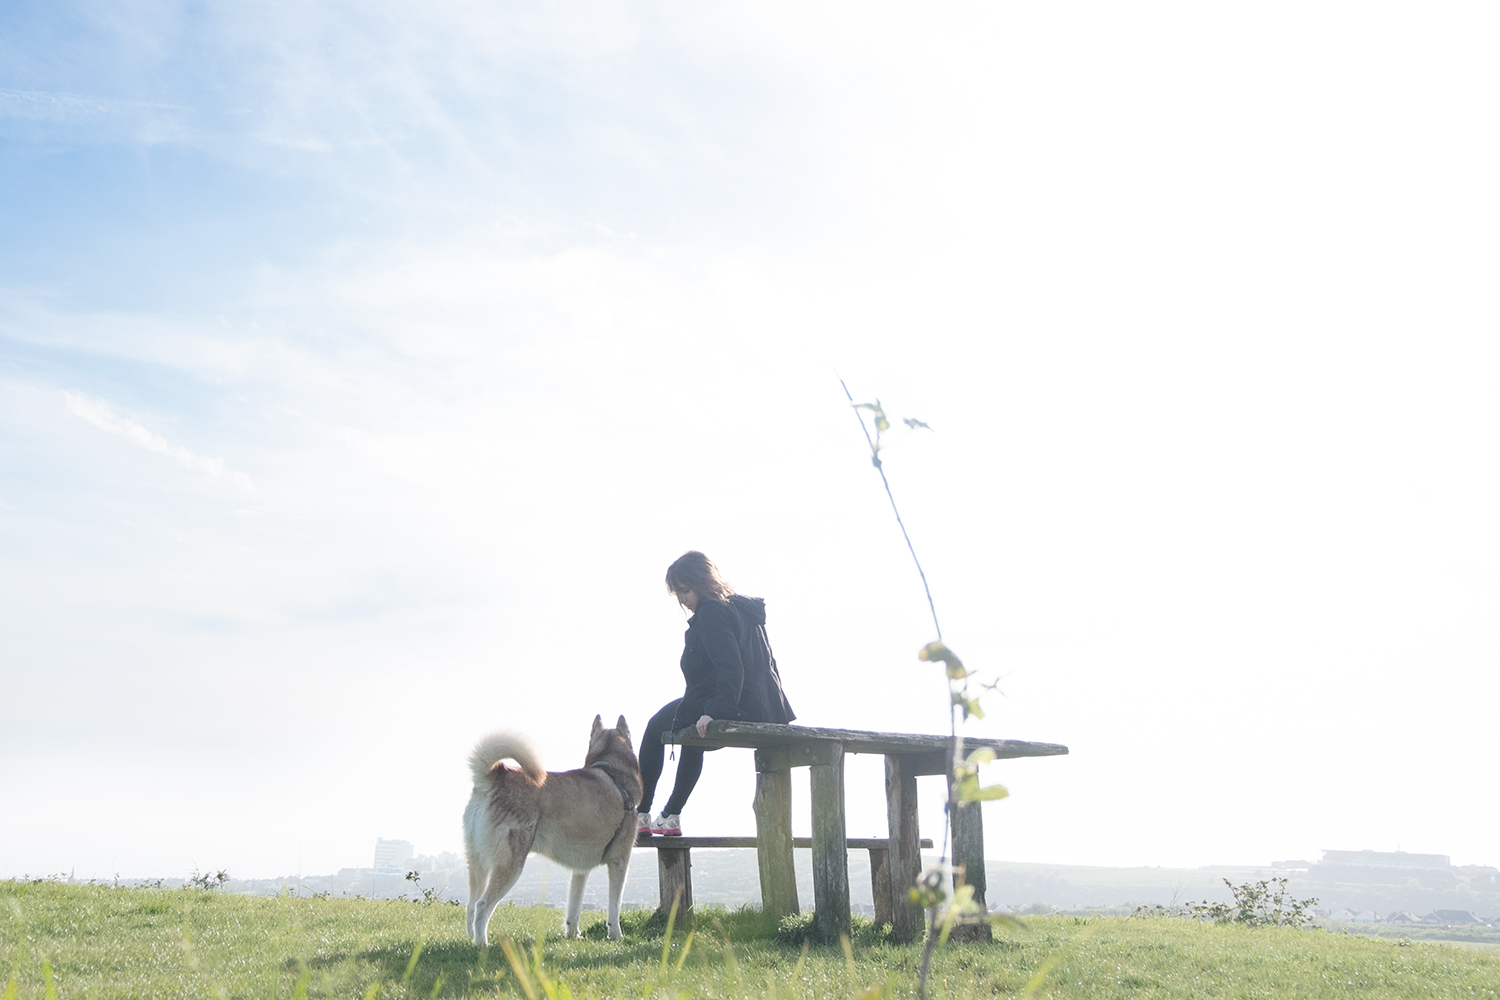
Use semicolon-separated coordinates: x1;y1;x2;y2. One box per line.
5;881;1500;998
1319;920;1500;952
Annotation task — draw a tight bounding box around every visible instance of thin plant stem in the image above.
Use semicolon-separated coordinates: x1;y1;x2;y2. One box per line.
839;378;942;642
839;377;959;1000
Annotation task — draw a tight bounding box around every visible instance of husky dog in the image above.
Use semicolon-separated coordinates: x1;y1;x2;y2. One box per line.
464;715;641;944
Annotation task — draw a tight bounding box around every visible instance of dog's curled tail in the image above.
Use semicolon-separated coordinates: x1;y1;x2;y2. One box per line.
469;731;546;785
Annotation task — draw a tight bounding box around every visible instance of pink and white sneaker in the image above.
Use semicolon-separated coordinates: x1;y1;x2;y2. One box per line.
650;813;682;836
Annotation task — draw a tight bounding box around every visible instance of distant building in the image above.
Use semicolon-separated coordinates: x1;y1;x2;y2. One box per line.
1386;912;1427;924
374;838;415;872
408;851;463;874
1320;850;1450;870
1427;909;1482;925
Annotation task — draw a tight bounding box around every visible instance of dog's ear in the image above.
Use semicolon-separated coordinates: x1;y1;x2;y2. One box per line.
616;715;630;740
591;714;604;738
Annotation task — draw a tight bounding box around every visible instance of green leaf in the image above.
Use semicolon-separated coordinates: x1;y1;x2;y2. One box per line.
965;747;996;766
952;692;984;719
918;641;966;677
853;401;890;434
903;417;932;431
955;775;1009;802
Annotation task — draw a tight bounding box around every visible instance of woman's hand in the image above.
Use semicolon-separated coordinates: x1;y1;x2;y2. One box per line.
695;714;713;738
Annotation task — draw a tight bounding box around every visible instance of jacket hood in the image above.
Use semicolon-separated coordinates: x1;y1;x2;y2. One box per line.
730;594;766;626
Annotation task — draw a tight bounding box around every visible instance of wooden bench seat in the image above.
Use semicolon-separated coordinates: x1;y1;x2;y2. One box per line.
634;835;934;925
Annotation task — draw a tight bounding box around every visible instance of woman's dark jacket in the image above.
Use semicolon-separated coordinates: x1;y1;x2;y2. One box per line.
673;595;795;730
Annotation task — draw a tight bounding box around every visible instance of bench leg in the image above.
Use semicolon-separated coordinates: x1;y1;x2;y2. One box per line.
657;847;693;926
949;800;991;943
809;742;849;944
752;761;800;920
885;754;924;943
869;848;892;927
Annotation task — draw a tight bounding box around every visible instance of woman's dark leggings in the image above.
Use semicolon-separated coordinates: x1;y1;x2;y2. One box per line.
638;698;704;817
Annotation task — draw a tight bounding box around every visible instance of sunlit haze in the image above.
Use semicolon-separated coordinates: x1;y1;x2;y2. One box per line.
2;1;1496;881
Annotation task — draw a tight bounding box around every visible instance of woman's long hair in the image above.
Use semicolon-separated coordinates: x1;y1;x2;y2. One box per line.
665;551;735;605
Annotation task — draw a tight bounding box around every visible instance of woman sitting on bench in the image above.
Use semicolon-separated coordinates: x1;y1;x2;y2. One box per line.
638;551;796;836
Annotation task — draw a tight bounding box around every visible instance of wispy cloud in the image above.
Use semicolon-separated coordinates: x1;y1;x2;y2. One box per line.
0;89;191;146
63;391;251;488
0;88;184;122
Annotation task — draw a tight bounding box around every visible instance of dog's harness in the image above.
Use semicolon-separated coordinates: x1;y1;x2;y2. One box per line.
590;760;637;863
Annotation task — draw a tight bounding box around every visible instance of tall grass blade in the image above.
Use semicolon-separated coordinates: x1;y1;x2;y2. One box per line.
41;960;57;1000
2;963;16;1000
722;943;740;988
530;941;563;1000
1021;924;1095;1000
499;940;538;1000
841;934;856;978
659;889;681;977
402;941;425;984
427;971;446;998
1020;949;1062;999
791;938;809;982
290;966;311;1000
361;979;381;1000
673;929;696;972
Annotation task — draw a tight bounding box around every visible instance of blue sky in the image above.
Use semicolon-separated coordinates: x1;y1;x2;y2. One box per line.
3;1;1498;882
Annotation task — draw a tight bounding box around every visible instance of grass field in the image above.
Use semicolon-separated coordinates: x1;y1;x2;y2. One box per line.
5;881;1500;999
1319;920;1500;953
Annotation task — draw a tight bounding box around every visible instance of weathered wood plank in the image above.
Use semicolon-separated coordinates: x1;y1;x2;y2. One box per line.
752;766;799;921
948;800;991;943
634;836;932;850
752;743;825;772
809;741;849;944
665;721;1068;759
869;848;892;927
885;753;924;943
656;847;692;924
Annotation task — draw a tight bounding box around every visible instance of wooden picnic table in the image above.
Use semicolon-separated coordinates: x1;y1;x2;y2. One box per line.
664;720;1068;943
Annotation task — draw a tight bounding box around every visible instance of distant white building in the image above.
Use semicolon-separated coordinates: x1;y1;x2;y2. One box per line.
374;838;415;872
1320;850;1450;870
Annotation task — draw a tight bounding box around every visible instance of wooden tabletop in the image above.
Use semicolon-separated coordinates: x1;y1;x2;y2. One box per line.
634;836;935;849
662;720;1068;759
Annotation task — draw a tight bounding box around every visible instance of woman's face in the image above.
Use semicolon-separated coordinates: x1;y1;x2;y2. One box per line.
674;587;699;612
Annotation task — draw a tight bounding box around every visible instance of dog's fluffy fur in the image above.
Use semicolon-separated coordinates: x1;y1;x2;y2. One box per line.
463;715;641;944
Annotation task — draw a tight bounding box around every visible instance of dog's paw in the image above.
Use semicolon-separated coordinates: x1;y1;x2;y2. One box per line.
607;924;623;942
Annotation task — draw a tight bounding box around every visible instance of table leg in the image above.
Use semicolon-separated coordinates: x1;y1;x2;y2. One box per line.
949;799;991;942
808;741;849;943
752;752;799;920
869;848;892;926
885;754;924;943
657;847;693;927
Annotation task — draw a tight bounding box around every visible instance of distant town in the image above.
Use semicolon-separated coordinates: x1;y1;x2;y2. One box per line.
200;842;1498;933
